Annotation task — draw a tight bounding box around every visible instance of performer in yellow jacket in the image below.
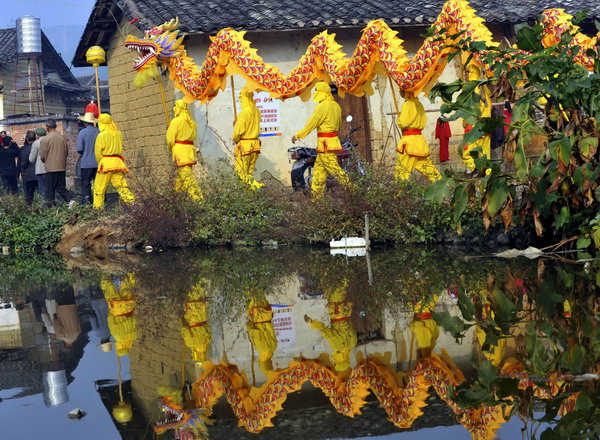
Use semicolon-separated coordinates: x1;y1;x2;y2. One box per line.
93;114;135;209
181;280;212;364
395;92;441;182
233;89;263;189
292;82;351;198
462;64;491;172
409;296;439;359
246;292;277;374
166;100;203;201
304;279;357;371
101;273;137;356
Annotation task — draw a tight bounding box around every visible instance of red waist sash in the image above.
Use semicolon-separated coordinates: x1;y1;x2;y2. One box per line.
402;129;422;136
413;312;432;320
176;140;194;145
317;132;338;138
331;316;350;323
103;154;125;160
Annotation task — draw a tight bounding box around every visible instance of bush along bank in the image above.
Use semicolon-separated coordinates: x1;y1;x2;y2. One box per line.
0;166;534;252
122;164;499;249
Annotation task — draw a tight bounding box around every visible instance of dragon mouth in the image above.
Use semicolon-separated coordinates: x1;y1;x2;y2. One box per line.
155;408;185;430
124;41;157;70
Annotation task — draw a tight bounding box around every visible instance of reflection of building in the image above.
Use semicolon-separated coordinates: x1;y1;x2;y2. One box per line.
0;293;90;405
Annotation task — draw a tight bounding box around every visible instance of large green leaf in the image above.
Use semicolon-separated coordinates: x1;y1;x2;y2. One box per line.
553;206;571;229
452;184;469;224
516;25;543;51
487;179;510;216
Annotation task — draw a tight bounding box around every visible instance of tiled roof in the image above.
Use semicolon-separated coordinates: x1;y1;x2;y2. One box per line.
114;0;600;33
0;28;80;89
73;0;600;66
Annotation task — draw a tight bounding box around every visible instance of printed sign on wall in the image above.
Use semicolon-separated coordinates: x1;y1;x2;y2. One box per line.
271;305;296;348
255;92;281;137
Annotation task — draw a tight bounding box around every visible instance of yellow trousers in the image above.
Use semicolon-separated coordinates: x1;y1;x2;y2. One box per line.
462;137;491;172
175;165;203;201
311;152;351;198
93;172;135;209
395;153;441;182
234;152;263;189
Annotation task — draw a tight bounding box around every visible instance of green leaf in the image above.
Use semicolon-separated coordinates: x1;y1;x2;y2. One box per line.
516;25;543;52
487;179;510;216
492;288;516;323
575;392;593;411
432;311;468;339
452;184;468;224
553;206;571;229
576;236;591;249
477;360;498;387
457;290;475;321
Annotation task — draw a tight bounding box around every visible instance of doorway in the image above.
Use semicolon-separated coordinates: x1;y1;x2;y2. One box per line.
334;93;372;162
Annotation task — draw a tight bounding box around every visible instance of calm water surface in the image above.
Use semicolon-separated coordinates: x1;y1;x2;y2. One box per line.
0;247;597;440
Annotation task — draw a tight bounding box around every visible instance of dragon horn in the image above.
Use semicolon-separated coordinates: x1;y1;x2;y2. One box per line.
157;17;180;32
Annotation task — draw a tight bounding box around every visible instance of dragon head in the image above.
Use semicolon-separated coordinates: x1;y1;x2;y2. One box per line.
125;17;184;75
154;393;211;439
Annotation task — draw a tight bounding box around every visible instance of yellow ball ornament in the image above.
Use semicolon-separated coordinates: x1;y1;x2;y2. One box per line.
112;402;133;423
86;46;106;67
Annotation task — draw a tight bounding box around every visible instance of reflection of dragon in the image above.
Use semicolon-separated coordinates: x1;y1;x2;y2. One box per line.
124;0;598;103
155;393;211;439
155;355;579;440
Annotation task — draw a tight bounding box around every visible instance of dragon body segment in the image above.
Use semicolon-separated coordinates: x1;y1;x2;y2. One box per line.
155;355;579;440
125;1;597;104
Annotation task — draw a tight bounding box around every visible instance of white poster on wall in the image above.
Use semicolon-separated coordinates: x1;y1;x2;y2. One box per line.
271;304;296;348
255;92;281;137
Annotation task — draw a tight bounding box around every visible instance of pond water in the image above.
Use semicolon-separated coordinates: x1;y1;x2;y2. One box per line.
0;247;597;440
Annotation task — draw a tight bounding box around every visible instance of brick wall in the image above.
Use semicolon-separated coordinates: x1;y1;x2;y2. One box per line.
2;115;80;187
106;20;176;189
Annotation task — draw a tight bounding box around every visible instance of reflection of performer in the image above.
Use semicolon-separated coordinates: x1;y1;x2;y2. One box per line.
304;280;357;371
395;92;441;182
233;89;263;189
181;281;212;364
101;273;137;356
246;292;277;374
409;296;439;359
462;64;491;172
167;100;203;201
292;82;351;198
93;114;135;208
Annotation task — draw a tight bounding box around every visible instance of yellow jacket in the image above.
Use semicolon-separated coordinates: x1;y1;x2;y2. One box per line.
166;115;197;167
308;280;357;371
233;92;261;156
246;295;277;371
409;297;439;350
396;96;430;157
101;273;137;356
95;114;128;174
296;86;342;153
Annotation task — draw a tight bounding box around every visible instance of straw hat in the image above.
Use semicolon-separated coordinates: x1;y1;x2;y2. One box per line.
78;112;98;124
97;341;114;352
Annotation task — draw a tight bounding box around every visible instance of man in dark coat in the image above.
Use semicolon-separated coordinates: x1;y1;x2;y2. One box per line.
0;136;19;195
20;131;39;204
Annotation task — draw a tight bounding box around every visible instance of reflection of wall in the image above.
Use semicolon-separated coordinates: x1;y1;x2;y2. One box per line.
0;306;37;349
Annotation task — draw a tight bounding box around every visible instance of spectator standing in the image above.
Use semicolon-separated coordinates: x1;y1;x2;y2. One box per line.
76;112;99;204
29;127;47;199
19;131;39;204
0;136;19;195
39;119;73;205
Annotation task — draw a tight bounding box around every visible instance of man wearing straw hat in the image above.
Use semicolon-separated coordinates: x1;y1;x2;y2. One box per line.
76;112;99;204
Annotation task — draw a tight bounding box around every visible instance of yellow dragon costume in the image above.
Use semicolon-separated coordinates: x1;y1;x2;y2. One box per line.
305;278;357;371
166;100;203;201
246;292;277;374
93;114;135;209
233;90;263;189
101;273;137;356
181;280;212;363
